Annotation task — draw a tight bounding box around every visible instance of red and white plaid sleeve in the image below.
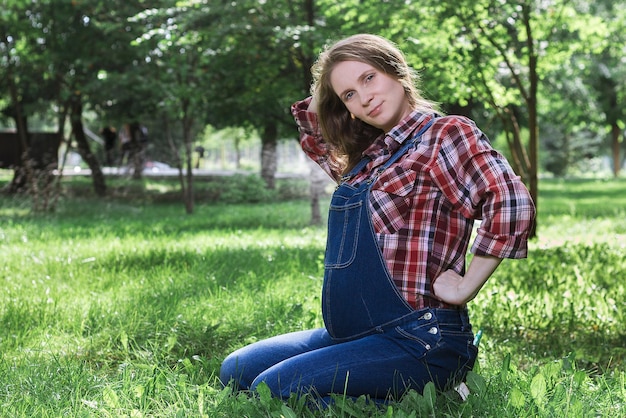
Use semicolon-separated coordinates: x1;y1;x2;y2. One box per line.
430;116;536;259
291;98;342;183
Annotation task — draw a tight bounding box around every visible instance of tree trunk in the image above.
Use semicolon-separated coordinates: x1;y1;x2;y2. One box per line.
611;123;621;177
235;137;242;169
182;113;195;214
498;108;530;182
307;158;326;225
6;64;32;194
164;111;194;214
70;97;107;197
260;122;278;189
524;4;538;239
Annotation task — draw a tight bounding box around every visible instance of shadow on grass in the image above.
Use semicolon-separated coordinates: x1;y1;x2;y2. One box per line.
79;242;626;379
71;244;323;364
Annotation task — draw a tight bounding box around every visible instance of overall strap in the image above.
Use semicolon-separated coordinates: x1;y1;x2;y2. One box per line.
365;117;435;185
340;117;435;185
379;118;434;172
340;156;371;183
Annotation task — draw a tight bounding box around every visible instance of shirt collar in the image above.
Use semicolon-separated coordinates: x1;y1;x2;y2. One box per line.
362;110;432;159
387;110;432;144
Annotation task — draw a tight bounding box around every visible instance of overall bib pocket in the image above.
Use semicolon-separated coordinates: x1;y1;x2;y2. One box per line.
324;201;363;268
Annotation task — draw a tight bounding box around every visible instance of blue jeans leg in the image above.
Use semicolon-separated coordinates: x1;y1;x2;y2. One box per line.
220;310;477;401
219;328;338;391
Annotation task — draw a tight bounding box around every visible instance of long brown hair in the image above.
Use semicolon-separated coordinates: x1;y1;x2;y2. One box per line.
311;34;437;172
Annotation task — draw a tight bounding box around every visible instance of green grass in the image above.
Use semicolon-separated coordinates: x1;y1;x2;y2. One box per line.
0;176;625;417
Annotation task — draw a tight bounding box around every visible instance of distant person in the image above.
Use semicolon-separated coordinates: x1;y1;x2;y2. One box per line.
118;123;132;167
220;34;536;404
100;126;117;166
130;122;148;177
195;146;205;169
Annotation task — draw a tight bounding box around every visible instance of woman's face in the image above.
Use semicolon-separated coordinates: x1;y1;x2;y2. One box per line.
330;60;412;132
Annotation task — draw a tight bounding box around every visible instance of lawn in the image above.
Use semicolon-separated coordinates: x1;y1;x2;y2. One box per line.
0;175;625;417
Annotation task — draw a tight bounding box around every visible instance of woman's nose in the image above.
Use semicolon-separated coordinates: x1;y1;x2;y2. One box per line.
360;91;373;106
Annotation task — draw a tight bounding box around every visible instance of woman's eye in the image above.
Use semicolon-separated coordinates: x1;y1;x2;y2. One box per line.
344;91;354;101
365;73;374;82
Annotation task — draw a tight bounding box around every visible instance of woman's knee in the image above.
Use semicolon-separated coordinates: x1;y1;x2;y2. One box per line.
220;340;280;390
220;350;252;390
219;352;236;386
220;329;332;394
250;367;299;400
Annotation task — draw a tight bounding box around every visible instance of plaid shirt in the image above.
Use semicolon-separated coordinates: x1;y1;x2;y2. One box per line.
291;98;535;309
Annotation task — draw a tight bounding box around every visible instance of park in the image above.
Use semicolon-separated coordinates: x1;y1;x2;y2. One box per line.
1;0;626;417
0;174;625;416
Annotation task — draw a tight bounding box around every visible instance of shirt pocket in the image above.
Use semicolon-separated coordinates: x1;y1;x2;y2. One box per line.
375;167;417;197
371;168;418;234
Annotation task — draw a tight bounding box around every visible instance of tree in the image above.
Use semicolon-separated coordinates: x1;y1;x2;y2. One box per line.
1;0;160;200
586;1;626;177
190;0;323;189
402;0;612;237
0;0;60;203
3;0;621;217
36;0;111;197
539;34;605;176
85;1;168;180
117;2;224;213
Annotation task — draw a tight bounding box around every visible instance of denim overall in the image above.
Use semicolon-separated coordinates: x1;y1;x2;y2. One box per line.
220;118;477;399
323;120;435;341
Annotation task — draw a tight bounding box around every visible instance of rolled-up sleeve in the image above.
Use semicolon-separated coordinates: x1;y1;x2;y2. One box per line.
469;165;536;258
431;116;536;259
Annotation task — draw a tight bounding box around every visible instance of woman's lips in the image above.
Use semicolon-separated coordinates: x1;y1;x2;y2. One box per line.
368;103;382;117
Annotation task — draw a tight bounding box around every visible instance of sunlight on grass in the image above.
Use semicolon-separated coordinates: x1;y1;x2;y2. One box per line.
0;178;625;416
0;207;30;217
536;215;626;248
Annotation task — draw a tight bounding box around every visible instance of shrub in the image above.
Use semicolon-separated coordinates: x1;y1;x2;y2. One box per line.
203;174;277;204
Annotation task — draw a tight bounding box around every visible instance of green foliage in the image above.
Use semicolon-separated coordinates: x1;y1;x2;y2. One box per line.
18;173;311;205
3;0;626;191
201;175;310;203
204;174;277;204
1;178;626;416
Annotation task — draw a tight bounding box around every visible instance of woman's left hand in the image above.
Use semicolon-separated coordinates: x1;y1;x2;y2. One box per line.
432;255;503;305
432;270;468;305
